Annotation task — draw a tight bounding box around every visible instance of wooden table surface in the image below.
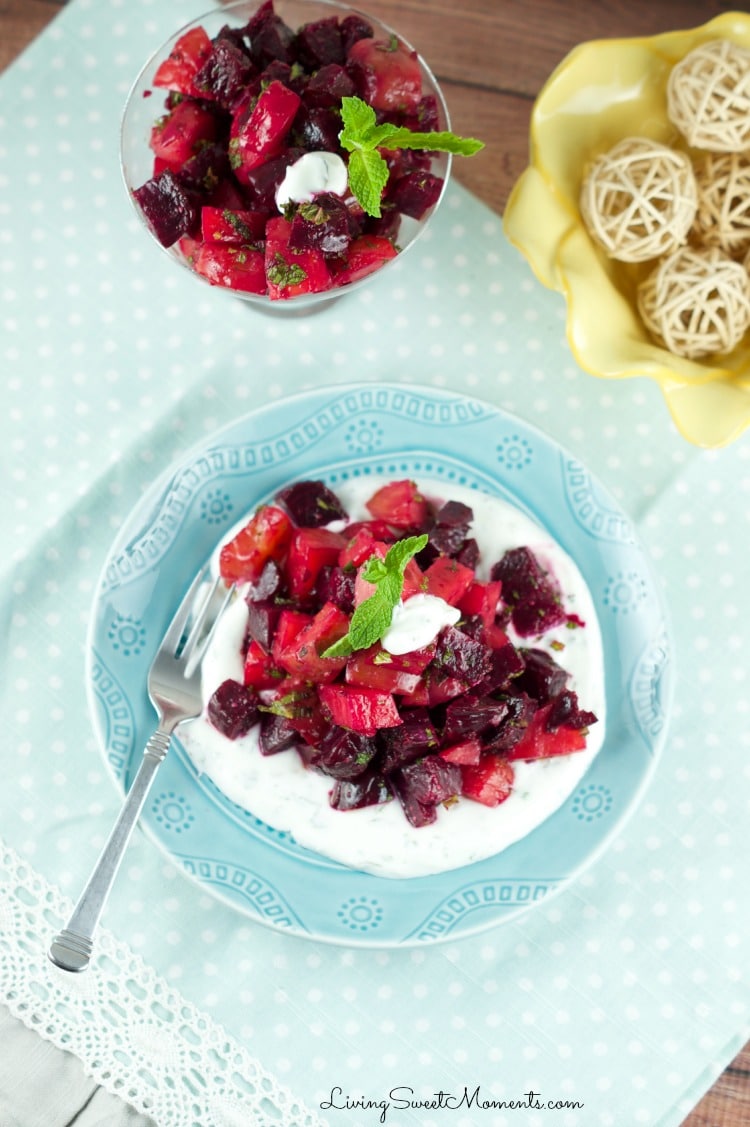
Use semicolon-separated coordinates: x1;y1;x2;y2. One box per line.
1;2;748;1125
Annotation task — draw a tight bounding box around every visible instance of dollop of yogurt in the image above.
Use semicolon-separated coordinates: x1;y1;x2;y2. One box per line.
275;151;348;210
382;593;460;655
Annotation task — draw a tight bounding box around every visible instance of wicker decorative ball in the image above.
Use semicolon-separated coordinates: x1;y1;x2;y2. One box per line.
667;39;750;151
580;137;697;262
637;245;750;359
694;151;750;256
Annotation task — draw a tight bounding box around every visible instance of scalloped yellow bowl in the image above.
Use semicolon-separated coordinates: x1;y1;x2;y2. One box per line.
503;11;750;448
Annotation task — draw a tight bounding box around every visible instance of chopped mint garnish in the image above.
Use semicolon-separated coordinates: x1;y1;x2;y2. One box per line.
339;95;484;217
323;533;428;658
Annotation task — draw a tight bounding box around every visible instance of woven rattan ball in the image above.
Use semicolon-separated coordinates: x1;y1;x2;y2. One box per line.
667;39;750;152
637;245;750;358
580;137;697;262
694;151;750;256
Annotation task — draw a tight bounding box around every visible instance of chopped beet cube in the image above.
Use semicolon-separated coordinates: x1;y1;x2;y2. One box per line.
433;625;493;687
178;142;233;196
293;105;343;152
315;565;355;612
276;479;349;527
429;500;473;555
132;170;200;247
194;37;256;109
309;725;377;779
491;546;567;637
294;17;344;67
304;63;356;107
545;689;597;732
441;694;509;745
258;711;298;755
381;707;440;772
388;170;443;219
339;14;374;54
392;755;460;825
516;647;569;703
243;1;295;67
207;678;258;739
480;691;536;752
472;642;525;694
244;598;282;651
460;755;514;807
245;558;284;602
289;195;354;256
329;768;392;811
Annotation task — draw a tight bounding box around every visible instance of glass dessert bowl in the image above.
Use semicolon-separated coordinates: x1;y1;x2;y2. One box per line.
120;0;454;312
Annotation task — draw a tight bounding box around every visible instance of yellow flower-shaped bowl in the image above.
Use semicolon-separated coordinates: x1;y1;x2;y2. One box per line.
503;12;750;448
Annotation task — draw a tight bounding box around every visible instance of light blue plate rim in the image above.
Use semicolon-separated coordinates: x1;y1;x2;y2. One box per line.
86;383;674;946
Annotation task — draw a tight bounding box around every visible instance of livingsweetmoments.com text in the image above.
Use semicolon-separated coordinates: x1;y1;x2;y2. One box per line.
320;1086;584;1123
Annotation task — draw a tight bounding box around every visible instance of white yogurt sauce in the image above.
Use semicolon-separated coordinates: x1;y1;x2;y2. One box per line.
382;592;460;654
275;151;348;210
180;478;607;879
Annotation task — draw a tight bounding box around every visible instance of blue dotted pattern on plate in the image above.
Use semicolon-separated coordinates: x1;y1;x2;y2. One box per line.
86;384;672;946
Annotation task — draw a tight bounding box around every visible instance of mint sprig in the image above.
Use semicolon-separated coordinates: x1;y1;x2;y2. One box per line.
339;95;484;217
323;533;428;658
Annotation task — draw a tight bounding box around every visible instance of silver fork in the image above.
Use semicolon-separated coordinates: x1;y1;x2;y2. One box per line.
48;568;234;973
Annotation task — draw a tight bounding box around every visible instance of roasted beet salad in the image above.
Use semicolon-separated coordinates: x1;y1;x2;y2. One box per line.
130;1;482;299
205;478;600;830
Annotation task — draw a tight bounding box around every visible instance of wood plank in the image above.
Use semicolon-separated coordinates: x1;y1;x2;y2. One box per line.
0;3;748;1125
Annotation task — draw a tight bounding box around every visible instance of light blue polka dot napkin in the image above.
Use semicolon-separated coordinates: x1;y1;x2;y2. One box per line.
1;2;748;1126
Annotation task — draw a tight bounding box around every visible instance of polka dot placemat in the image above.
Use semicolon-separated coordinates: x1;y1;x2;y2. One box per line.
2;2;748;1125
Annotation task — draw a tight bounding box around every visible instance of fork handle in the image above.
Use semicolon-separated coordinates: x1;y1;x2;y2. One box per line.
48;727;173;973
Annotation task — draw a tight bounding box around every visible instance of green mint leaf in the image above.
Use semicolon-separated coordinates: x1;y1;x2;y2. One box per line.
322;533;428;658
347;149;389;217
379;128;484;156
339;94;378;146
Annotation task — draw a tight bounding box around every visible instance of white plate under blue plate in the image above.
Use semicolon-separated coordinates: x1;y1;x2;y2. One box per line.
87;384;672;946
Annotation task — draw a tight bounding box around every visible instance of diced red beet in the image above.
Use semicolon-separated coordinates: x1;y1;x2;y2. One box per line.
491;547;567;637
505;699;588;761
295;17;344;67
455;538;480;570
207;678;259;739
289;195;354;256
428;499;474;555
441;693;509;745
243;639;285;690
380;706;439;772
153;26;213;94
265;215;333;299
433;624;493;687
346;35;422;113
201;206;266;244
293;104;344;152
219;504;293;584
304;62;355;107
319;683;402;736
245;558;284;602
472;642;525;694
285;527;347;600
440;735;482;765
193;37;256;109
545;689;597;732
315;565;355;613
388;170;443;219
460;755;514;807
258;711;298;755
244;0;295;67
424;556;475;605
133;170;200;248
331;234;397;285
339;14;374;54
149;100;218;172
274;601;349;682
365;479;429;529
240;148;305;212
229;80;301;182
309;725;377;779
329;768;392;811
193;242;267;293
270;608;311;664
480;691;536;753
345;646;422;696
339;527;379;569
516;647;569;703
276;479;348;527
244;599;282;651
179;142;233;197
391;755;461;827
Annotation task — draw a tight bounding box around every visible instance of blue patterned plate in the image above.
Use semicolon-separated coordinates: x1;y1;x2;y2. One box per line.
86;384;672;946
